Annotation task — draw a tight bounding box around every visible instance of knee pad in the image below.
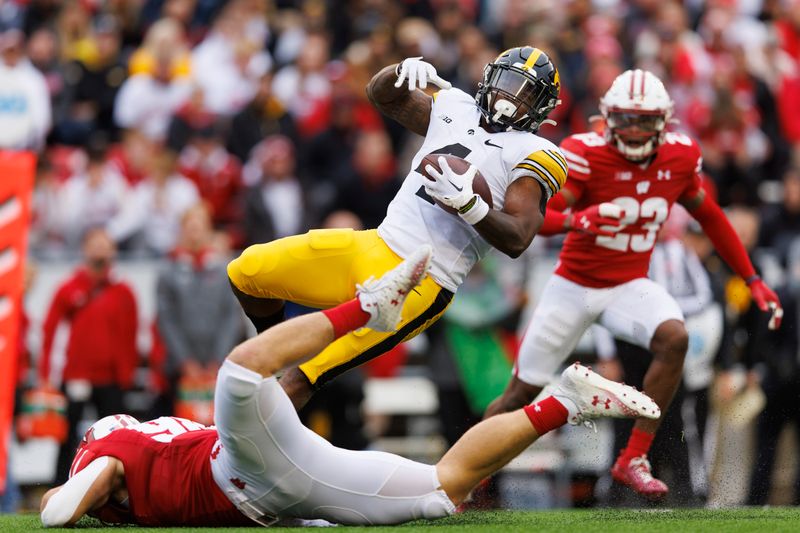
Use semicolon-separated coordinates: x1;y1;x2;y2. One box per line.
218;360;264;401
228;245;280;295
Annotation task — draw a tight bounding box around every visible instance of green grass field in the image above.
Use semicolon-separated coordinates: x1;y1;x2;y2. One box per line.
2;508;800;532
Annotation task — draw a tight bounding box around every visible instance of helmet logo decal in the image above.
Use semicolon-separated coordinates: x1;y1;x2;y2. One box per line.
628;69;647;101
629;70;636;98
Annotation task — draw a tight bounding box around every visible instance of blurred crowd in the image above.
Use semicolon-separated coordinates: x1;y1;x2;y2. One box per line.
5;0;799;255
4;0;800;512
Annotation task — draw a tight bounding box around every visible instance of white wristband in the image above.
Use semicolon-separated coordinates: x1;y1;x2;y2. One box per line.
458;196;490;225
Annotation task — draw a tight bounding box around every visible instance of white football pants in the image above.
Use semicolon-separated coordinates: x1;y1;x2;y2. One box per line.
210;360;455;525
516;274;684;387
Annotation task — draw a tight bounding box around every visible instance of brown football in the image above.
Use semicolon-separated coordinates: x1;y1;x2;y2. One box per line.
419;154;493;215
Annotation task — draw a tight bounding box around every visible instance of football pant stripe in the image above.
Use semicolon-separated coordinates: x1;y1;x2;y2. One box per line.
311;288;454;389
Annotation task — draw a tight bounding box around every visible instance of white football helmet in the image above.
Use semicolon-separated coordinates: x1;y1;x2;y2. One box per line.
79;414;139;448
599;69;674;161
69;414;139;478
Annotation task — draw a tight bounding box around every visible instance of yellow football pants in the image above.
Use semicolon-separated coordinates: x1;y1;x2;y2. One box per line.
227;229;453;387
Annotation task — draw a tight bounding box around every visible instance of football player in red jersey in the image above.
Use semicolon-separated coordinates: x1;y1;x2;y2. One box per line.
40;245;660;527
485;69;783;500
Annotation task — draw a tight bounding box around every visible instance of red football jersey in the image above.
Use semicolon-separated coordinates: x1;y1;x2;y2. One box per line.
69;417;251;527
556;131;704;288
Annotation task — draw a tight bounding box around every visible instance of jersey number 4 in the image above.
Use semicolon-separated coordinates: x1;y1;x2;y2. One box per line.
595;196;669;252
415;143;472;206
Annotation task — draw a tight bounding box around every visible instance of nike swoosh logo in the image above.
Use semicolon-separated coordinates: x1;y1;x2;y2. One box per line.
448;180;464;191
484;139;502;148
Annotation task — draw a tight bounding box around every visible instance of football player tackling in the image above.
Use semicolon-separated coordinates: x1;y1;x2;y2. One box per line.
40;246;660;527
485;69;783;500
227;47;569;409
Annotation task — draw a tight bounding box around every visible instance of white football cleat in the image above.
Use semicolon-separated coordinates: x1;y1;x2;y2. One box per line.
357;244;433;332
550;363;661;427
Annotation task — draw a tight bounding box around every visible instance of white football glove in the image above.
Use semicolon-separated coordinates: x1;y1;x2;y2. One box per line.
424;157;489;225
394;57;452;91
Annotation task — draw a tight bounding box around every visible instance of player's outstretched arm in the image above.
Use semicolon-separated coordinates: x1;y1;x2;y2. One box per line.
40;456;123;527
366;58;450;136
683;190;783;329
537;191;572;235
538;188;623;238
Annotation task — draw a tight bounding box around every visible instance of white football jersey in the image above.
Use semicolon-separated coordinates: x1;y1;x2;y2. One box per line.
378;88;567;292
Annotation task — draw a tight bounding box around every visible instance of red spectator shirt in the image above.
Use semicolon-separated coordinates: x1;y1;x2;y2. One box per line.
556;131;704;288
178;146;242;226
107;145;147;186
69;417;251;527
39;268;138;387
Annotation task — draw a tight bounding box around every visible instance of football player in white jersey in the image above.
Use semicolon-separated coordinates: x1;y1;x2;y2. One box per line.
44;247;659;527
227;47;568;409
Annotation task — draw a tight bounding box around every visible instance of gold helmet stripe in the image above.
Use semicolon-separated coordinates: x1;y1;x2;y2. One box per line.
523;47;544;70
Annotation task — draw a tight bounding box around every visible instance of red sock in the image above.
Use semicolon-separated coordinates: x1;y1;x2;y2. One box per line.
321;299;371;340
619;427;655;463
523;396;568;436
